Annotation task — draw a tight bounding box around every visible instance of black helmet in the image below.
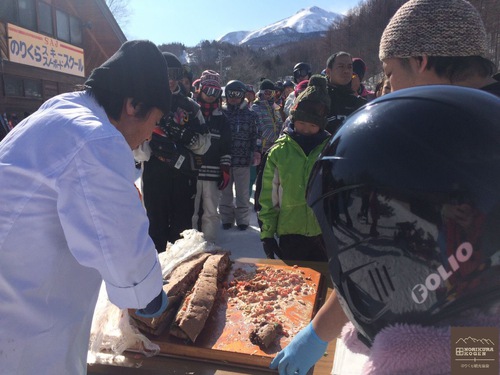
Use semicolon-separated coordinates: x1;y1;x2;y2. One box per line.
225;80;247;93
162;52;183;81
225;80;247;101
275;81;284;92
283;80;295;88
293;62;312;83
306;86;500;346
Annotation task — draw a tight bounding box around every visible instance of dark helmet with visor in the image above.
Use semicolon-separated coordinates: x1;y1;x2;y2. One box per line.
306;86;500;346
225;80;247;101
293;62;312;83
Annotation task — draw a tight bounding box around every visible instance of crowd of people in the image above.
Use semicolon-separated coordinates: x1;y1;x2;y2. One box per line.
0;0;499;374
135;51;389;257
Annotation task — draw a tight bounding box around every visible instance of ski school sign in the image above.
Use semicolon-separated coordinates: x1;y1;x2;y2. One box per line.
7;23;85;77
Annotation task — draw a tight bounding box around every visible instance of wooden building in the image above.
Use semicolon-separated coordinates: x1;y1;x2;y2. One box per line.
0;0;126;125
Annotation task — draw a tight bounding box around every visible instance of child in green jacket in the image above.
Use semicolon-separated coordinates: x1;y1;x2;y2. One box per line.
256;75;331;261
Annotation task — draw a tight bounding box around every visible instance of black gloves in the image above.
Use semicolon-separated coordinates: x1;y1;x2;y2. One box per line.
261;237;280;259
158;115;197;146
165;120;197;146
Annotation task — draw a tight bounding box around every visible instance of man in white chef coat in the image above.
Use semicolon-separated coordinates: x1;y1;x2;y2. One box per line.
0;40;170;374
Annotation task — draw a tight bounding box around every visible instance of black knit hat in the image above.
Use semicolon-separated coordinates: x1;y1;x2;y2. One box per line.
85;40;171;115
290;75;330;130
259;79;275;91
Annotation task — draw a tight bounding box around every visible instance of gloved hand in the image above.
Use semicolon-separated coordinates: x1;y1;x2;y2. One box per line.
135;290;169;319
253;151;262;166
261;237;279;259
270;322;328;375
166;123;197;146
218;164;231;190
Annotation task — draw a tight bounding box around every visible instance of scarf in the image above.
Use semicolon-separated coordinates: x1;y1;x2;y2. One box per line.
286;122;330;155
197;97;219;120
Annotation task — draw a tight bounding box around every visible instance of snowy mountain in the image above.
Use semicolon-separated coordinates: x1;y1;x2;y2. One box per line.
218;6;343;49
218;31;252;46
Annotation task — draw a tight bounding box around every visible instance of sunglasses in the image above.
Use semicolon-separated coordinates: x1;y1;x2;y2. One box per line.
168;67;183;81
202;86;222;98
263;89;275;97
226;90;245;99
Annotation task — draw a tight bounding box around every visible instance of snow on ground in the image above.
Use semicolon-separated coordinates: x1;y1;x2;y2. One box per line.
136;168;265;260
215;195;265;259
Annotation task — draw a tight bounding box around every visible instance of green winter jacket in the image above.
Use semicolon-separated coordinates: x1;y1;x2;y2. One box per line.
258;132;329;239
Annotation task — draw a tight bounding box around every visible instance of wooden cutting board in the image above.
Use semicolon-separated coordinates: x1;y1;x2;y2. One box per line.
146;260;324;369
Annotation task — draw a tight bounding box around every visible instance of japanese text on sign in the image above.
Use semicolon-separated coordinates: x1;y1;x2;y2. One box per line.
8;23;85;77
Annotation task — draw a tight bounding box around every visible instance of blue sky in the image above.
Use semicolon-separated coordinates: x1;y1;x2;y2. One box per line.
124;0;362;47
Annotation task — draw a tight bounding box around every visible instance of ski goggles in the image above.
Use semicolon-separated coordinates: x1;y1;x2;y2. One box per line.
294;68;310;78
202;86;222;98
168;67;183;81
226;90;245;99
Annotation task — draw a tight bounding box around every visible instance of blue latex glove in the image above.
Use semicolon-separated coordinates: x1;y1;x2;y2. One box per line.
135;290;168;318
270;322;328;375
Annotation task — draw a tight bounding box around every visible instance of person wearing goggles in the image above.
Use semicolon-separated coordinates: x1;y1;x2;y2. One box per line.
226;89;245;99
250;79;283;207
142;52;211;253
192;70;232;243
220;80;262;231
251;79;282;156
293;62;312;84
201;85;222;98
284;62;312;117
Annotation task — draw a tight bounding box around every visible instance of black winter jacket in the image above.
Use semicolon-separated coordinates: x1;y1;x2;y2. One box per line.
198;107;232;181
326;84;366;135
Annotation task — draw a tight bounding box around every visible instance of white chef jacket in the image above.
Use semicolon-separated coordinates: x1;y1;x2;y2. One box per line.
0;92;163;374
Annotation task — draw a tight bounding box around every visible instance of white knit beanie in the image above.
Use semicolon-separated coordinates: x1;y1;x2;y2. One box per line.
379;0;489;61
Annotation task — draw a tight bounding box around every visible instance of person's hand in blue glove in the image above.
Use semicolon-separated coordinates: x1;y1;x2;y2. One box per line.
270;322;328;375
135;290;168;319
